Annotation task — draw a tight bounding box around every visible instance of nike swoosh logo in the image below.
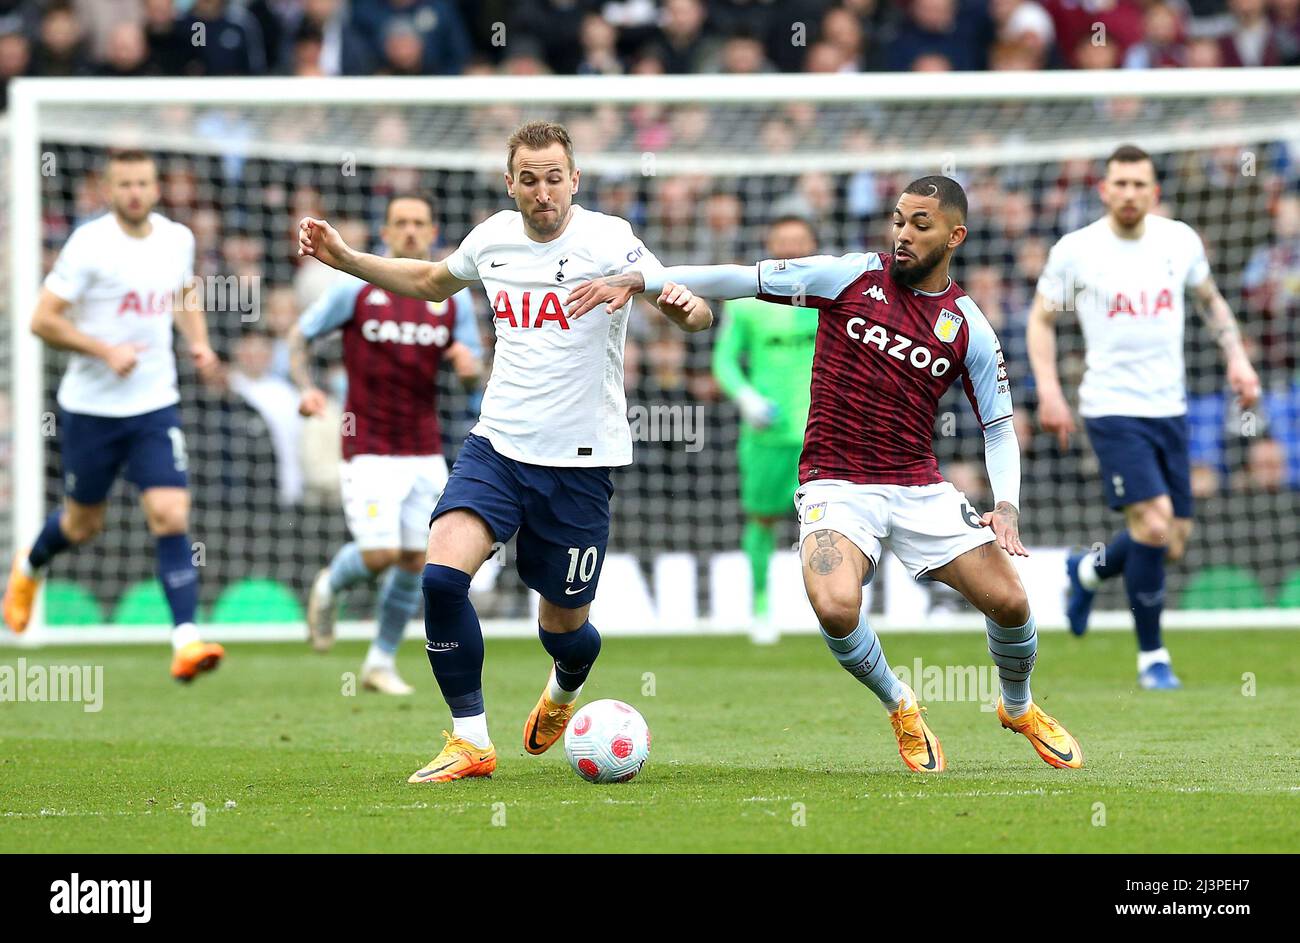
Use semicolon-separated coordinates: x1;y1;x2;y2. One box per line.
526;720;547;753
919;731;938;770
564;585;589;596
415;761;457;779
490;261;507;268
1030;733;1074;763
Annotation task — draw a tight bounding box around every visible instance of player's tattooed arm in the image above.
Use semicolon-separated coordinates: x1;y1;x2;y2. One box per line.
1193;276;1260;409
806;530;845;575
979;502;1028;558
566;272;646;319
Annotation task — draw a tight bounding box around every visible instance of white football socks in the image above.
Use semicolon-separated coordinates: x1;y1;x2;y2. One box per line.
362;644;395;674
453;713;491;749
1137;647;1172;673
1077;552;1101;590
546;666;581;705
171;622;200;652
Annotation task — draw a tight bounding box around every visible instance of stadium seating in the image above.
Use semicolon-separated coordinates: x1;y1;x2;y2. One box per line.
43;580;104;626
1276;570;1300;608
111;580;176;625
210;578;304;623
1180;566;1268;610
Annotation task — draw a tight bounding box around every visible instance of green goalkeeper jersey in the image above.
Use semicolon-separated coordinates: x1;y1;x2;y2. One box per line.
712;297;819;447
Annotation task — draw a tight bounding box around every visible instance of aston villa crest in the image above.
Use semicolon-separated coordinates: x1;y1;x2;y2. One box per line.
934;308;963;344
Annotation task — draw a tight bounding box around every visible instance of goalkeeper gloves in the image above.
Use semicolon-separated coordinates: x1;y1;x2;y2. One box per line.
736;388;779;429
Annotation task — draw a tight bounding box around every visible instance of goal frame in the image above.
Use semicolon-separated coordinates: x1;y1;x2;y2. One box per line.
9;69;1300;645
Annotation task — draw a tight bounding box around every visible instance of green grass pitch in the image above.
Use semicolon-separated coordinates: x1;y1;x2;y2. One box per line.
2;629;1297;853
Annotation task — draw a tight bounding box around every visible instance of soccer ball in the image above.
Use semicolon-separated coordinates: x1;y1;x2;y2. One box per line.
564;699;651;784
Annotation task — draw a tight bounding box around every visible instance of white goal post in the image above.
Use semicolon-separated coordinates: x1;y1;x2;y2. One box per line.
7;69;1300;645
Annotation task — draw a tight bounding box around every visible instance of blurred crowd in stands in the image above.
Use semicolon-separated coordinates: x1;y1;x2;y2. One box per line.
2;0;1300;111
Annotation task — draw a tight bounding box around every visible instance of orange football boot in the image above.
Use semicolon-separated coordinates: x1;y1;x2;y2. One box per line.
523;671;577;755
408;732;497;783
888;683;946;773
171;640;225;683
3;550;39;634
997;698;1083;769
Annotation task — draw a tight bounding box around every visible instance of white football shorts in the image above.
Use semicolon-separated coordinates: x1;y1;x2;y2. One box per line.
794;478;997;581
340;453;449;551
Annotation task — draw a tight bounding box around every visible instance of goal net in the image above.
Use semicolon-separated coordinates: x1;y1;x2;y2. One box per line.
5;71;1300;642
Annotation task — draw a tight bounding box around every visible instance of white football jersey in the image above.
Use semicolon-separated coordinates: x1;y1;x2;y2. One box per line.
445;204;664;467
44;212;195;418
1037;214;1210;418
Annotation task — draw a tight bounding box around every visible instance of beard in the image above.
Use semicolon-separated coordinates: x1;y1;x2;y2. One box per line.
527;205;566;237
114;202;152;226
889;243;948;287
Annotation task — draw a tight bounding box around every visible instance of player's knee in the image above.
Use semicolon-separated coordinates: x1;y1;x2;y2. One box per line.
422;564;471;607
362;548;400;572
146;509;187;535
1128;500;1173;547
397;550;426;573
62;512;103;544
807;588;860;637
988;587;1031;628
143;498;188;536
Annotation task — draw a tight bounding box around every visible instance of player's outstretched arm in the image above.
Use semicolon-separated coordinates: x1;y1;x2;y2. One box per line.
1192;275;1260;409
1025;291;1075;450
567;265;758;320
30;287;142;377
297;217;472;303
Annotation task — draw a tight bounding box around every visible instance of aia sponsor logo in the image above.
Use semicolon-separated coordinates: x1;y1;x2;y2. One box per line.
844;317;953;377
1108;288;1173;318
360;319;451;347
116;291;172;317
493;290;570;329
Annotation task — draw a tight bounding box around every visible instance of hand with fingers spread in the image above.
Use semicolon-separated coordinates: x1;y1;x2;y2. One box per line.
565;272;645;320
981;502;1028;557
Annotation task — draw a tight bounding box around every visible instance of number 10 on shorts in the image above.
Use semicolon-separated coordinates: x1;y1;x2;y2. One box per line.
566;546;599;586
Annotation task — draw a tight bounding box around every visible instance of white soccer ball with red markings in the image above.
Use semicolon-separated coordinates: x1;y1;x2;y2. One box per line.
564;699;651;784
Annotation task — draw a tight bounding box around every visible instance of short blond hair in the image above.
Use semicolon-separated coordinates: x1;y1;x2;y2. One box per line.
506;120;575;176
